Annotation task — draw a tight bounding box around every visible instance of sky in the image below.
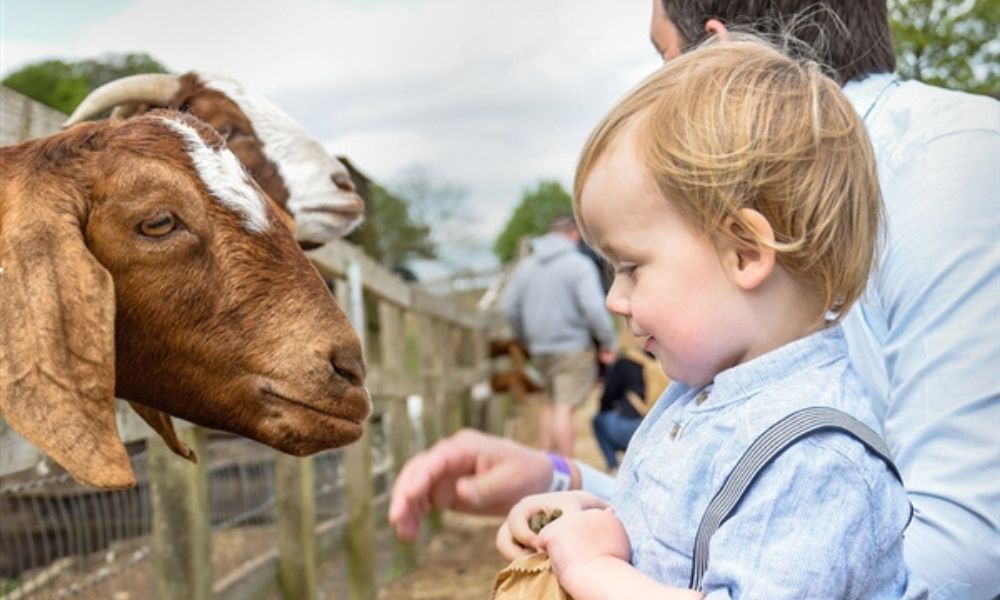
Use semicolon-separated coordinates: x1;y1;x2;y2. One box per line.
0;0;662;278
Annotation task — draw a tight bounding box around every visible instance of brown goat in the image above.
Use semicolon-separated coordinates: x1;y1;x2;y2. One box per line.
65;72;364;247
0;111;370;489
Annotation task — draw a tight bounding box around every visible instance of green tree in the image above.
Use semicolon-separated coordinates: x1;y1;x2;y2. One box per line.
493;180;572;264
351;182;436;270
2;60;87;114
3;52;169;114
340;159;437;271
890;0;1000;95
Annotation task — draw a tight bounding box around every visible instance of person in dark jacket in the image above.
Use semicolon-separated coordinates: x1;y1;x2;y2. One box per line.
592;328;668;470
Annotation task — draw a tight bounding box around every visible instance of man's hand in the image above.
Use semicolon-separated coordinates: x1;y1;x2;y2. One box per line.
598;348;617;365
389;429;555;540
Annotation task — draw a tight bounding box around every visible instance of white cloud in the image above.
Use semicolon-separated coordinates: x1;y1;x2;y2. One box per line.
327;128;439;176
3;0;661;273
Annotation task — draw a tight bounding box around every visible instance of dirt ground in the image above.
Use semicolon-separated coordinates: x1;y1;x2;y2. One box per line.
374;391;608;599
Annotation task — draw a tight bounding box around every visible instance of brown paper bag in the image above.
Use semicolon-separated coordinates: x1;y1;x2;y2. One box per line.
491;552;573;600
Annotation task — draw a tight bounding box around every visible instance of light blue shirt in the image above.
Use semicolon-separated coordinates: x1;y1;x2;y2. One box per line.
613;327;925;599
841;73;1000;600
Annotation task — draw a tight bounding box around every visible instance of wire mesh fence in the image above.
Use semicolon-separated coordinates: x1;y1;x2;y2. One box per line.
0;415;394;600
0;449;154;599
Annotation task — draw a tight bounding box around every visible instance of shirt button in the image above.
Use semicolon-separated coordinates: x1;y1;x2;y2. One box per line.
670;422;681;439
696;392;709;405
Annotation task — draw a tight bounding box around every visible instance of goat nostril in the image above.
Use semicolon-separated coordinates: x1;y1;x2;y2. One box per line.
331;172;356;194
330;356;364;387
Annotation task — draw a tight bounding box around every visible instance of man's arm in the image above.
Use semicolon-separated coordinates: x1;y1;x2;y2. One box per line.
850;127;1000;597
500;263;528;343
388;430;570;539
388;429;616;540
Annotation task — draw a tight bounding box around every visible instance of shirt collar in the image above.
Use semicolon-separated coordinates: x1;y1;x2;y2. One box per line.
843;72;900;122
697;325;849;411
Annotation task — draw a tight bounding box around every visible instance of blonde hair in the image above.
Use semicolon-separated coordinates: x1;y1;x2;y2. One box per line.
574;36;881;318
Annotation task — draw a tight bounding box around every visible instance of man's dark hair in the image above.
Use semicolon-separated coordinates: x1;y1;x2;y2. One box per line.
661;0;896;84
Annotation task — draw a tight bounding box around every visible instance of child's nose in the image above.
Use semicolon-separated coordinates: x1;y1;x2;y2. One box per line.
605;283;630;316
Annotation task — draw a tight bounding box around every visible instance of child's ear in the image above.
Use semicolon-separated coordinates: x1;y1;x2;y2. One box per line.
721;208;776;291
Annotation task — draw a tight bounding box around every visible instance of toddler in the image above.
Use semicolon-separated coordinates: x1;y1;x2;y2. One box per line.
497;37;926;599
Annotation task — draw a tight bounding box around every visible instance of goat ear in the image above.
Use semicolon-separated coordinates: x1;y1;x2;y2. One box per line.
127;402;198;462
0;201;135;488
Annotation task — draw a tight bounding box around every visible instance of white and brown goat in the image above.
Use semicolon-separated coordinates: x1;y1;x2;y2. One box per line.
64;71;362;246
0;111;370;489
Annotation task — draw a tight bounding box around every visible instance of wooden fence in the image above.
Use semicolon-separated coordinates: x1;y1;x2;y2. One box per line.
0;88;508;599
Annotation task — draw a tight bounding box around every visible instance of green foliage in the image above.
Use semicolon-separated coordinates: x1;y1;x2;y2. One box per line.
341;160;438;271
365;182;437;269
2;52;169;114
493;180;572;264
0;579;20;594
2;60;87;113
890;0;1000;96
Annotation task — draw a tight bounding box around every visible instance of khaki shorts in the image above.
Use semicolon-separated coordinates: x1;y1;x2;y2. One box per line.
534;350;596;407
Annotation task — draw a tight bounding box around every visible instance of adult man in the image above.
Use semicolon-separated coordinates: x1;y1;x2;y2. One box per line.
501;214;616;457
390;3;999;597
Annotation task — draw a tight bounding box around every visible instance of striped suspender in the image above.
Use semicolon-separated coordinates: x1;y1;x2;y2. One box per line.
689;406;908;591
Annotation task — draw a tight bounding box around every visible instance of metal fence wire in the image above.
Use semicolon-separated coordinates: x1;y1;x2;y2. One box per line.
1;449;154;600
1;419;394;600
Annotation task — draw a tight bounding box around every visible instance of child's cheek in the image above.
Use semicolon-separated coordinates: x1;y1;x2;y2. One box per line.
651;319;725;386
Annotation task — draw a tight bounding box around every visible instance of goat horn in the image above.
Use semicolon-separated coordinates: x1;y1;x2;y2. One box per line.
63;73;182;128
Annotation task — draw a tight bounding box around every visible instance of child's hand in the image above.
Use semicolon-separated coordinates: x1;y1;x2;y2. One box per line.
496;490;609;560
538;508;631;590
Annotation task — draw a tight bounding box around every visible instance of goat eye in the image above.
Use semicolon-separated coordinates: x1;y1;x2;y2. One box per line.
220;125;247;143
139;213;177;238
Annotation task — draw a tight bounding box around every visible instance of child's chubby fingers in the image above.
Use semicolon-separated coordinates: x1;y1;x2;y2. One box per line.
539;508;631;566
507;491;607;528
506;499;548;545
499;491;610;561
496;520;539;560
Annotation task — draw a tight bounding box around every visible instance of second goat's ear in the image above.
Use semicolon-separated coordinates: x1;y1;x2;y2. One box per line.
0;186;136;489
128;402;197;462
721;208;776;291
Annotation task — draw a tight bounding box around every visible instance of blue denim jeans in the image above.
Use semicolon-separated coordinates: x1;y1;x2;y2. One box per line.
592;410;642;469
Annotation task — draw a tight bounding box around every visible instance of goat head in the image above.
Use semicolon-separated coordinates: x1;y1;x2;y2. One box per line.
0;111;370;488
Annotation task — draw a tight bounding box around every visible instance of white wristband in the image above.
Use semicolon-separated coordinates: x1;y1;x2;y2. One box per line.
576;460;615;501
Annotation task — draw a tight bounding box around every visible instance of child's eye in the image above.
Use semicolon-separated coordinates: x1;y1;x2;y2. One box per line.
614;264;637;276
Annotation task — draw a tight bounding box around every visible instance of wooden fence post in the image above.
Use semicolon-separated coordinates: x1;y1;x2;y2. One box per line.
148;426;212;600
276;454;317;600
340;262;376;600
345;428;375;600
469;324;491;432
414;314;444;534
438;321;462;436
416;315;443;448
380;301;418;575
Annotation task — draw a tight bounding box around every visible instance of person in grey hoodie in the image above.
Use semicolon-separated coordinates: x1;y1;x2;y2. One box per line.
502;214;616;458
